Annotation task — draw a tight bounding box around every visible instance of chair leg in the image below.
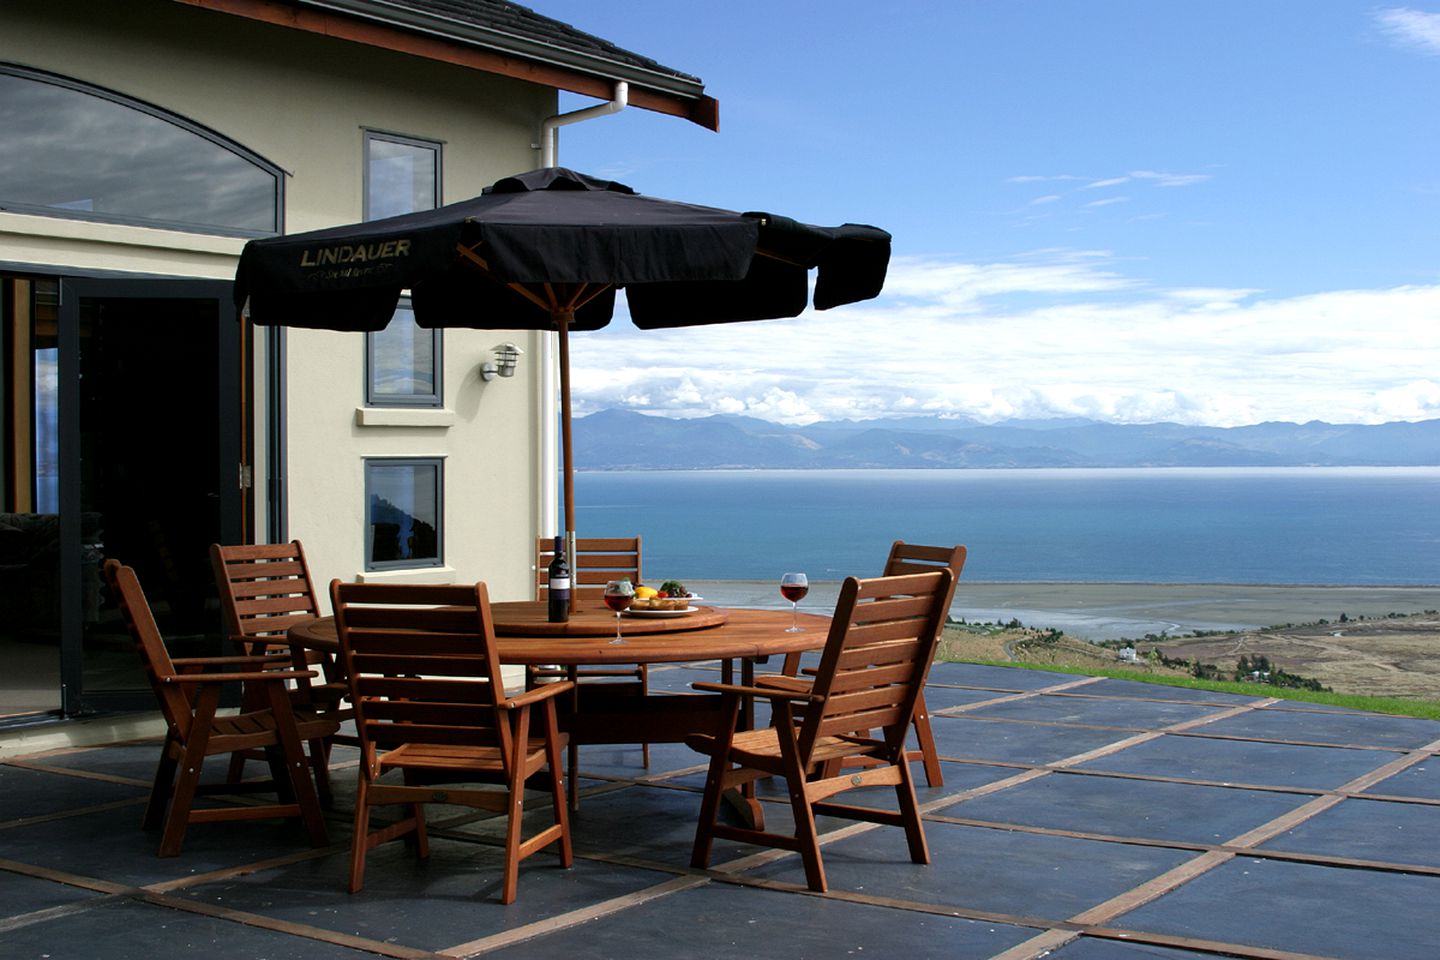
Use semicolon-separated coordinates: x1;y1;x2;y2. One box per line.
912;691;944;788
689;749;729;870
894;755;930;866
159;688;219;857
691;694;743;871
775;725;826;893
545;703;574;868
566;739;580;811
308;734;334;807
564;664;582;810
639;664;651;769
349;777;371;894
267;684;329;848
144;738;181;832
411;803;430;859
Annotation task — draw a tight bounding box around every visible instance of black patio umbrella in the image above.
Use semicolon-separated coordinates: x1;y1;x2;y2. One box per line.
233;166;891;554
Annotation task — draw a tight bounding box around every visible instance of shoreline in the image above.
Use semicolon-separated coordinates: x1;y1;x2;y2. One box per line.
687;580;1440;642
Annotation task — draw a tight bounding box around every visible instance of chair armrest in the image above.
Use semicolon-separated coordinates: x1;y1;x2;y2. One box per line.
691;680;823;703
502;680;576;708
162;669;318;684
754;674;812;692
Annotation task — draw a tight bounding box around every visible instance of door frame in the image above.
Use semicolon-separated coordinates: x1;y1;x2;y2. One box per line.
57;277;246;715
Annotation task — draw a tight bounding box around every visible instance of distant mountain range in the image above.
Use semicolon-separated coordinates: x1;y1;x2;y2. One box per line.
573;410;1440;469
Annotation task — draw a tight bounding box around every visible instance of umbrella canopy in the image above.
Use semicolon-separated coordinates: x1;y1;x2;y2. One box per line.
234;167;891;552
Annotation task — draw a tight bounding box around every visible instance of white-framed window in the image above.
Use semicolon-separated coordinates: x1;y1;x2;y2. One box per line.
363;130;442;406
364;458;443;570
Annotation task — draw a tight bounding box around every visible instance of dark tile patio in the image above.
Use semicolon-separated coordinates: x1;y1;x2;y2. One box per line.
3;660;1437;960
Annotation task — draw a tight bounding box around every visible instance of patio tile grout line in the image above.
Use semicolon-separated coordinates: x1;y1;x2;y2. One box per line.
931;706;1436;755
440;874;709;958
0;854;446;959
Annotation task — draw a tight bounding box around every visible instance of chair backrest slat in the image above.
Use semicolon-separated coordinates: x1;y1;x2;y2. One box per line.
338;606;479;633
361;701;500;727
332;579;510;765
367;725;501;749
348;651;498;677
816;704;908;739
799;570;952;761
827;660;921;693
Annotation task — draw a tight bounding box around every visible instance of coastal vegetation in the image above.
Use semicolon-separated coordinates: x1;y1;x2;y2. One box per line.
938;611;1440;722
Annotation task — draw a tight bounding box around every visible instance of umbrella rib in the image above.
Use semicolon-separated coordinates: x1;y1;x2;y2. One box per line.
455;242;491;272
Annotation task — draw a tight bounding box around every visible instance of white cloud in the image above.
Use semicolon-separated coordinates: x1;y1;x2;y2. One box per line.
1086;176;1130;189
1376;7;1440;55
1084;196;1129;208
1030;194;1063;205
1007;174;1083;183
1129;169;1212;188
567;253;1440;428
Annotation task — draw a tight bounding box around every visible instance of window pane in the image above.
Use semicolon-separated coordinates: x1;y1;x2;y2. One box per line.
366;137;437;220
0;70;278;234
369;303;437;402
366;460;442;568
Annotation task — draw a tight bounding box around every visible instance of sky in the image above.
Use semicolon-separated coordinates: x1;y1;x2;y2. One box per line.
528;1;1440;427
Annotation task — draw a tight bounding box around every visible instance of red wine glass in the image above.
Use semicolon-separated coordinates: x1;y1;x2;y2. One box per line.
780;572;808;632
603;579;634;643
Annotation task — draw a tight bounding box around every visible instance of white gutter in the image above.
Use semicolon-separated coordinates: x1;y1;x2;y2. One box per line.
536;82;628;540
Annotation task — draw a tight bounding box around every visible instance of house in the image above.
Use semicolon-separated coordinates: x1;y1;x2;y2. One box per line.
0;0;716;718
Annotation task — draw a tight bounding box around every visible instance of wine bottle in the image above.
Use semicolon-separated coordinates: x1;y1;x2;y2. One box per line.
547;536;571;623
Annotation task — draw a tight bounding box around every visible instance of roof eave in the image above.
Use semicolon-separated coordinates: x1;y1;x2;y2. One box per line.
171;0;720;131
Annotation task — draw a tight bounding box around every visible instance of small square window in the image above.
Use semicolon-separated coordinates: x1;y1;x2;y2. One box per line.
366;299;441;406
365;458;443;570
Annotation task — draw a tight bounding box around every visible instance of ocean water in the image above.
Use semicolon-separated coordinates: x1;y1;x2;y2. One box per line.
572;467;1440;586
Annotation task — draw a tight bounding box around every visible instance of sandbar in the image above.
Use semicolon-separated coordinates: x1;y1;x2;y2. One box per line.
689;580;1440;642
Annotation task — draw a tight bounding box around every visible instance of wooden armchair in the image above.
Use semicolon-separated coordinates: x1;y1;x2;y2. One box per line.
104;559;333;857
211;541;351;803
332;580;573;904
687;569;953;893
532;536;649;804
778;541;966;787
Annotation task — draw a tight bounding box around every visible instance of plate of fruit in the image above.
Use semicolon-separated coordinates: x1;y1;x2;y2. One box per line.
626;581;702;614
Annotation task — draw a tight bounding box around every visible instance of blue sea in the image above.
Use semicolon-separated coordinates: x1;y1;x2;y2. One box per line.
573;467;1440;585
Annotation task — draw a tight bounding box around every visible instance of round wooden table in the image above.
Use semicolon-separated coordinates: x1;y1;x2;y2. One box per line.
288;601;828;666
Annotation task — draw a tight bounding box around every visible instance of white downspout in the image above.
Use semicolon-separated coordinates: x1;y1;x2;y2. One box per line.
540;81;629;168
536;82;629;540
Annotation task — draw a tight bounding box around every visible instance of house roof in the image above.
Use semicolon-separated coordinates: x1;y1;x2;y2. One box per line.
173;0;718;130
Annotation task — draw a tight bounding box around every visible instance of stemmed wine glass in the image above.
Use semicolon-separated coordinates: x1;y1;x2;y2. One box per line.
603;579;635;644
780;572;809;632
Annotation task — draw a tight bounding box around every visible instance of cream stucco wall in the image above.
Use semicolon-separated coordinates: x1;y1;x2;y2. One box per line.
1;0;557;604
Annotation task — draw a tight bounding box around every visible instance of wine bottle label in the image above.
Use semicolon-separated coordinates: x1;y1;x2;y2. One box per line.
550;577;570;592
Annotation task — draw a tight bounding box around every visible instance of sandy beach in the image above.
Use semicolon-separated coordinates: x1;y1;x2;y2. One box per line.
689;580;1440;642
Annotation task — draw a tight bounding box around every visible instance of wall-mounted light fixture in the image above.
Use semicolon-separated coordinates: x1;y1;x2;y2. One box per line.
479;342;523;381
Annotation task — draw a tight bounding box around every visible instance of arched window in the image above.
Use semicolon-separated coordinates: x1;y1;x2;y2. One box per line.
0;64;281;236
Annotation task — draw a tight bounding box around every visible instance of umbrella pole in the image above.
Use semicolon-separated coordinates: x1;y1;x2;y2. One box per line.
555;309;577;610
